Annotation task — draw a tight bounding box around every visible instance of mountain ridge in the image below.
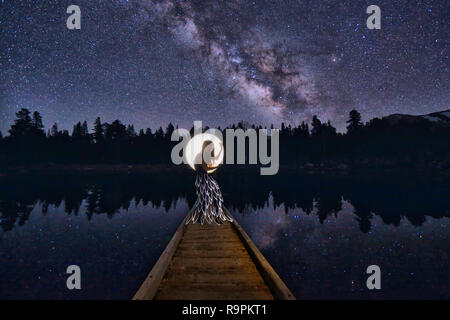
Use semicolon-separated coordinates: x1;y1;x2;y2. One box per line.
382;109;450;126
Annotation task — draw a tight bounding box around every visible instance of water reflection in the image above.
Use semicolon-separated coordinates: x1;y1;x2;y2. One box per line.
0;172;196;233
0;171;449;299
232;197;449;299
1;171;449;234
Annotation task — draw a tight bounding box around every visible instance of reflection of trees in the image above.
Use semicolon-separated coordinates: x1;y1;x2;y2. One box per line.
0;170;449;233
340;173;450;231
0;172;195;231
0;201;34;231
219;169;450;232
315;184;343;224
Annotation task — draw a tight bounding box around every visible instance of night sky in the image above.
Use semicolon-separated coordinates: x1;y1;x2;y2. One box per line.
0;0;448;133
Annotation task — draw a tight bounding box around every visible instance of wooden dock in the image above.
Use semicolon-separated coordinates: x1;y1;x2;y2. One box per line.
133;207;295;300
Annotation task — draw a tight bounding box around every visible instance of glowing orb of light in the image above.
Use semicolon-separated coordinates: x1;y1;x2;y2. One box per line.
184;133;224;173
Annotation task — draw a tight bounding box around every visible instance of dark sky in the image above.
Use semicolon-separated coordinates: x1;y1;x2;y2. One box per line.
0;0;448;133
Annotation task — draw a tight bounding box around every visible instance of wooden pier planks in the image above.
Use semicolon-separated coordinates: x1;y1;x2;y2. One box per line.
133;208;295;300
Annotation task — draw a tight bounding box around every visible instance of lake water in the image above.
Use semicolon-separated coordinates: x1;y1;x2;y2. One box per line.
0;171;448;299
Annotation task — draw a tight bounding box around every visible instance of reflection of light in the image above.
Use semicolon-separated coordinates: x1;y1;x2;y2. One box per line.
184;133;224;173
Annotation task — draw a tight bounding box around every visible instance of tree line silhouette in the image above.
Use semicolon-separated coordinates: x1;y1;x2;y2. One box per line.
0;171;448;234
0;107;449;167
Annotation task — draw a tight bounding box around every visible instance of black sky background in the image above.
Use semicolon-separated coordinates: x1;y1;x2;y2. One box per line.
0;0;448;133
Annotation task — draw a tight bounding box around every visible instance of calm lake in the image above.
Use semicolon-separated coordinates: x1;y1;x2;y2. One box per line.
0;170;449;299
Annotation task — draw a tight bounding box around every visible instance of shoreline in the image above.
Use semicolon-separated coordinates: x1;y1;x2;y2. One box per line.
0;163;448;177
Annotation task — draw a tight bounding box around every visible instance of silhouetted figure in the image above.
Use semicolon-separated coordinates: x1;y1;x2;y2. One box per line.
186;140;233;225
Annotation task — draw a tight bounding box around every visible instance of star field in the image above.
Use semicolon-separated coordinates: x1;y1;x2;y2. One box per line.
0;0;448;132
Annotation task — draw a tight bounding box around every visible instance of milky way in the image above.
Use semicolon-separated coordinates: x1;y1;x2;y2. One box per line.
146;0;323;122
0;0;448;132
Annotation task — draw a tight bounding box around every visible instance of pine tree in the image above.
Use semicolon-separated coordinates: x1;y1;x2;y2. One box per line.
62;130;69;138
9;108;33;137
325;120;337;136
93;117;104;143
51;123;59;137
81;121;89;137
165;123;175;139
31;111;45;134
105;120;127;141
155;127;164;140
126;124;136;138
299;121;309;137
72;122;82;139
346;109;363;134
311;115;322;136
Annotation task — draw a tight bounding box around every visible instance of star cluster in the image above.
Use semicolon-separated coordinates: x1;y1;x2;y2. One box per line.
0;0;448;132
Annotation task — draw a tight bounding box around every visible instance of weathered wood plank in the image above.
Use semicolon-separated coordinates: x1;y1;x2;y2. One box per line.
153;220;274;300
225;207;296;300
133;207;295;300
